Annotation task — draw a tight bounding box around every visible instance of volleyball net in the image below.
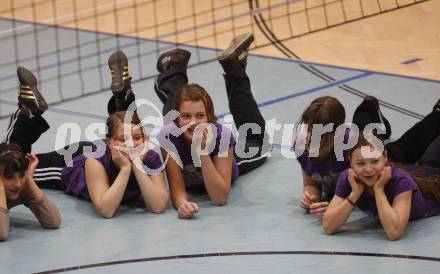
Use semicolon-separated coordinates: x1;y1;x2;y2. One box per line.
0;0;427;118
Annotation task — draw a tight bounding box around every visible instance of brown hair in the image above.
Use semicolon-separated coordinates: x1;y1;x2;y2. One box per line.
0;143;28;177
296;96;345;151
400;167;440;203
173;83;217;123
299;96;345;130
106;111;142;138
349;133;440;203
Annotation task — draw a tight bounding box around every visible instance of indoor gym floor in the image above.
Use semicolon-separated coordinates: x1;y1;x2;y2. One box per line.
0;1;440;273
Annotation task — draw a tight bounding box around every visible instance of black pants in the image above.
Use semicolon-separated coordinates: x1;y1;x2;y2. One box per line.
154;65;271;175
386;110;440;165
3;94;135;188
3;110;50;154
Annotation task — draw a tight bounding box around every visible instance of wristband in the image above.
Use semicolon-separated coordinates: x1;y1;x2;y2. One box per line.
346;197;355;206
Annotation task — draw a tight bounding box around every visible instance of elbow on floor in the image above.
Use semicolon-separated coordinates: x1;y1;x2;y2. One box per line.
149;203;168;214
150;194;169;214
386;231;402;241
384;225;405;241
95;202;117;219
45;216;62;229
0;232;8;242
97;208;115;219
211;196;228;206
322;219;336;235
323;226;335;236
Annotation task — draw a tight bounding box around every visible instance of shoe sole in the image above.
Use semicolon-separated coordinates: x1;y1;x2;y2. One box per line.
353;96;379;120
108;51;129;93
156;48;191;73
218;33;254;61
354;96;392;139
17;67;47;115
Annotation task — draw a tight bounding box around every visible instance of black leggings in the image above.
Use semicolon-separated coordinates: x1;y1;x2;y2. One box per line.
4;94;135;188
386;110;440;165
2;110;50;154
33;141;99;189
154;65;271;175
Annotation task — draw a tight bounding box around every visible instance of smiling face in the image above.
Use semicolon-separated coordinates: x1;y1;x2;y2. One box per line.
350;145;387;187
176;100;208;142
0;166;26;201
108;123;145;148
0;144;28;201
105;111;147;149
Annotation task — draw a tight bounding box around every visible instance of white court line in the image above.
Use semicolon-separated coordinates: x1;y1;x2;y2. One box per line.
0;0;128;37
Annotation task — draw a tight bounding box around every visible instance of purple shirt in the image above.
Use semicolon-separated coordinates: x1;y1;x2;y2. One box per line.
157;122;238;189
336;166;440;221
294;130;350;197
60;147;163;201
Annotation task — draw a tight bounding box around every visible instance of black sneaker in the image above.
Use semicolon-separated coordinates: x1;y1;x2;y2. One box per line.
108;51;132;100
352;96;392;139
218;33;254;74
17;67;47;116
434;98;440;111
156;48;191;73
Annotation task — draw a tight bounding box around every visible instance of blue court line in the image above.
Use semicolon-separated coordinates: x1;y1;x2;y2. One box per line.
1;70;373;122
0;16;439;85
252;53;440;83
258;72;373;107
218;71;373;118
0;69;421;151
401;58;423;65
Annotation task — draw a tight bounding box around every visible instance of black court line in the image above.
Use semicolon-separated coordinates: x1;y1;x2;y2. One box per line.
0;0;435;90
0;11;437;90
0;1;437;86
0;8;438;121
299;64;425;120
33;250;440;274
337;84;425;120
249;0;299;59
0;0;295;85
401;58;423;65
0;70;373;120
250;0;301;59
248;0;425;120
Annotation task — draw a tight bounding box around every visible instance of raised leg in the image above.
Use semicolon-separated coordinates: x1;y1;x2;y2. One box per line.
219;33;271;174
386;108;440;164
154;49;191;116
